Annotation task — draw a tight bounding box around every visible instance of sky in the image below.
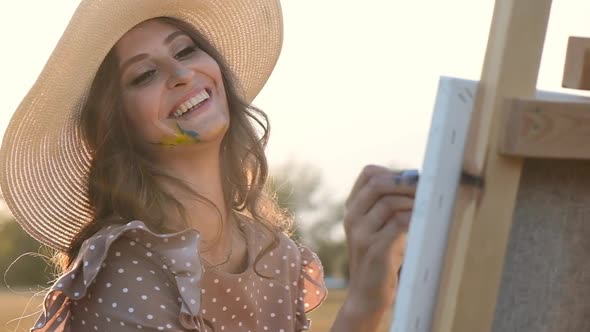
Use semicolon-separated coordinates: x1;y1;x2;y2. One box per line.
1;0;590;201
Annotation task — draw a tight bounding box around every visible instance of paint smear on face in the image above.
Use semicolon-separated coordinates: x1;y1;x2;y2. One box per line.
158;123;201;146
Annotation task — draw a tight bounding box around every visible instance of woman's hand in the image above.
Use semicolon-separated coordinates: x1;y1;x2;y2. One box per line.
331;165;416;331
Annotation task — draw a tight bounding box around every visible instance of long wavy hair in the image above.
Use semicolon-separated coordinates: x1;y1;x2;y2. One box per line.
52;17;292;275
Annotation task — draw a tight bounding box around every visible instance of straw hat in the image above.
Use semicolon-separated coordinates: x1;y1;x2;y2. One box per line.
0;0;283;251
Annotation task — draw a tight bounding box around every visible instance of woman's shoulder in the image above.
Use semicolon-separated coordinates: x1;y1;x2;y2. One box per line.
241;216;324;273
32;220;206;331
243;219;328;330
65;220;203;291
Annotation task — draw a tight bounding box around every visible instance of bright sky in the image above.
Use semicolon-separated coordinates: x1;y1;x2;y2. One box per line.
1;1;590;200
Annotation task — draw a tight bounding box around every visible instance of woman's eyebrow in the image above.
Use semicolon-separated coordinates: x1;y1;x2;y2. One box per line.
119;30;189;74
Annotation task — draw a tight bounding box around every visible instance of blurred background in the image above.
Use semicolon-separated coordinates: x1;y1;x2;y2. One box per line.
2;0;590;331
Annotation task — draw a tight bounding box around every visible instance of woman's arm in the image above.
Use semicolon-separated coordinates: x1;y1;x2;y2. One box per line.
329;295;390;332
329;165;414;331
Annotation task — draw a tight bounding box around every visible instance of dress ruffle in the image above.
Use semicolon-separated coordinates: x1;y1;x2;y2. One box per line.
295;246;328;331
31;220;205;331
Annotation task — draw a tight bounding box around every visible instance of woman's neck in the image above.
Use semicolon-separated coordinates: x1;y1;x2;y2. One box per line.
153;145;231;251
150;144;251;273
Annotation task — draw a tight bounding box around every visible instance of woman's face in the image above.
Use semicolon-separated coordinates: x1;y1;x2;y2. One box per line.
114;19;229;149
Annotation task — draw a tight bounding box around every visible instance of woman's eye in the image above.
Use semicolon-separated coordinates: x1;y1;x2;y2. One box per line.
131;70;155;86
175;46;197;59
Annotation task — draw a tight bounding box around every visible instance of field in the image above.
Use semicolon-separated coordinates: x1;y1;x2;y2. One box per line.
305;289;394;332
0;290;45;332
0;289;393;331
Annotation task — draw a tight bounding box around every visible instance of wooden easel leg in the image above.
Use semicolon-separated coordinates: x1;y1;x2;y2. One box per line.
433;1;553;331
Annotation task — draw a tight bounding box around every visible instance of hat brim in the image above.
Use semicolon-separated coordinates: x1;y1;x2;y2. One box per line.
0;0;283;251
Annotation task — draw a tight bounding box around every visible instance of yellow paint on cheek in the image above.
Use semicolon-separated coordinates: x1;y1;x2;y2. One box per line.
159;123;201;146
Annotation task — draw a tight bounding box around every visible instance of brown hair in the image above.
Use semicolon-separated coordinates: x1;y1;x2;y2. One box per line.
52;17;291;275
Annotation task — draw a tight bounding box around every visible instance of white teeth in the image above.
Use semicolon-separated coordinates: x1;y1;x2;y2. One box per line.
172;90;210;118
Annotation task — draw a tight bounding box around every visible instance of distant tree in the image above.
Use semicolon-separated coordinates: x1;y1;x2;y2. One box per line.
268;162;350;279
269;162;324;211
267;162;326;243
308;200;349;279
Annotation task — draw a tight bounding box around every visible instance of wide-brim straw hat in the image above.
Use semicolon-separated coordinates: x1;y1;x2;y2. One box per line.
0;0;283;251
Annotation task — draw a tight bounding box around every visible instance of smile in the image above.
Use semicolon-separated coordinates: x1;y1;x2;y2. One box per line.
169;89;211;119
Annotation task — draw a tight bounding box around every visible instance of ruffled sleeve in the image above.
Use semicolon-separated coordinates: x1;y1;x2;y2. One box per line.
294;246;328;331
31;220;205;331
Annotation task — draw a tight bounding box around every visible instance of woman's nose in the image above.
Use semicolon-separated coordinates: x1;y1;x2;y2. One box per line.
167;66;193;88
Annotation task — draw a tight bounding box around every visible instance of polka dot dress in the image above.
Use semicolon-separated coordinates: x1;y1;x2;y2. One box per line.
31;219;327;331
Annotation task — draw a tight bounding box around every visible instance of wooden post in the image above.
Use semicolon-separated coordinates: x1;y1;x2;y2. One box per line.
562;37;590;91
432;1;553;331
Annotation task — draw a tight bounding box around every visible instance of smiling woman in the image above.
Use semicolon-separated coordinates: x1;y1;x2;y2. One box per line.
0;1;415;331
113;20;230;150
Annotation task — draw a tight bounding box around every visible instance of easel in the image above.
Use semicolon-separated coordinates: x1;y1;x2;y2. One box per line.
391;1;590;331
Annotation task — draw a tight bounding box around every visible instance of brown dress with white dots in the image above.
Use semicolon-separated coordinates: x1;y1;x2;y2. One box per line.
31;219;327;331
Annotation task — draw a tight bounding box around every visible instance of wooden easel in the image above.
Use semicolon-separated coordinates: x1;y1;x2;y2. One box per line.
391;0;590;331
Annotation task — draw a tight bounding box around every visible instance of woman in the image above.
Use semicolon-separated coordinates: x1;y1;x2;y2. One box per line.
0;0;416;331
